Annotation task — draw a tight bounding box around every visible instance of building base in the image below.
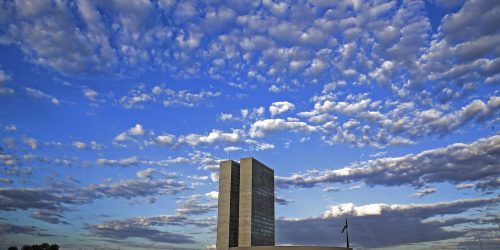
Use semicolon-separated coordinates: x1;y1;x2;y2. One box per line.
229;246;351;250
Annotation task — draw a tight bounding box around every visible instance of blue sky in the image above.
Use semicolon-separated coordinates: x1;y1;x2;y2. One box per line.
0;0;499;249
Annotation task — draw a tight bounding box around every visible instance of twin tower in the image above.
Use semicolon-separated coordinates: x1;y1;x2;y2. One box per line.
216;157;275;249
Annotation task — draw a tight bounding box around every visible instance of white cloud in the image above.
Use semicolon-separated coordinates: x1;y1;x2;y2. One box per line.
114;132;128;142
249;118;317;137
155;134;175;145
114;124;148;143
136;168;156;179
269;101;295;116
256;142;275;151
118;84;221;109
322;187;340;192
83;87;98;101
72;141;104;150
278;196;499;248
456;183;474;190
22;137;38;150
210;172;219;182
25;87;60;105
72;141;86;150
0;67;13;95
411;188;437;198
218;113;234;121
205;191;218;200
276;135;500;190
97;156;139;166
129;124;146;136
223;146;241;153
179;129;243;146
3;124;17;132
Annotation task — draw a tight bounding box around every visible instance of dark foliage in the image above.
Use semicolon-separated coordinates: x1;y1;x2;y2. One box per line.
10;243;59;250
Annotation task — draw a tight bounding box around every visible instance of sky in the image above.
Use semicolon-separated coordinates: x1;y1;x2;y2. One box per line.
0;0;499;249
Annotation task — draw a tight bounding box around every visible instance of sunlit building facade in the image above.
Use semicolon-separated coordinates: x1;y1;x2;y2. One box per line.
216;157;275;249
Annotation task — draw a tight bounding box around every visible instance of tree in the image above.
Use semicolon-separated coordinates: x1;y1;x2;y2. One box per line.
17;243;59;250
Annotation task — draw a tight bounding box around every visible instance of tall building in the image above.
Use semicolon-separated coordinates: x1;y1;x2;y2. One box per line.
216;160;241;248
216;157;275;249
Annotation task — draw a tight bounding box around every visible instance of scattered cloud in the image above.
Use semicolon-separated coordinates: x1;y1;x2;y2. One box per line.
129;124;146;136
275;196;294;206
176;194;217;215
178;129;244;147
83;87;98;101
412;188;437;198
249;118;317;138
72;140;104;150
223;146;241;153
97;156;139;167
22;137;38;150
0;67;13;95
119;84;221;109
277;197;499;248
276;135;500;190
86;220;195;244
25;87;60;105
269;101;295;117
322;187;340;192
0;223;53;237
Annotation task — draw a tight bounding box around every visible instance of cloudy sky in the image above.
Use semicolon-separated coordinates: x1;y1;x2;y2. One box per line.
0;0;499;249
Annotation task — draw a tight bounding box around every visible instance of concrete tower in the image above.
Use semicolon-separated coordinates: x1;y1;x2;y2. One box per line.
216;158;275;250
238;157;275;247
216;160;241;249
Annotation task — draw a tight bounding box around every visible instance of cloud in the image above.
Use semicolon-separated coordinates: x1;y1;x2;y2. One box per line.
322;187;340;192
84;178;188;201
276;135;500;190
114;124;149;142
0;223;53;237
83;87;98;101
72;140;104;150
96;156;139;166
277;197;499;248
3;124;17;132
155;134;176;145
129;124;146;136
136;168;156;179
412;188;437;198
223;146;241;153
22;137;38;150
0;67;14;95
249;118;317;137
119;84;221;109
85;213;216;245
275;196;294;206
269;101;295;116
176;194;217;215
205;191;218;200
178;129;243;146
30;209;68;225
218;113;235;121
25;87;60;105
86;220;195;244
0;174;188;224
255;142;275;151
456;183;474;190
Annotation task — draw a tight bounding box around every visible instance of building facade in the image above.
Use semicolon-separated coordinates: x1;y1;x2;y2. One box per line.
217;160;241;248
217;158;275;250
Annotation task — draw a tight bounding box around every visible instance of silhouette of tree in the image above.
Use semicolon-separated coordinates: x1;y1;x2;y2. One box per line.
17;243;59;250
8;246;18;250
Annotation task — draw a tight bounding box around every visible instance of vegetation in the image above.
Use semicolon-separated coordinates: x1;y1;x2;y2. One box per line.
7;243;59;250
